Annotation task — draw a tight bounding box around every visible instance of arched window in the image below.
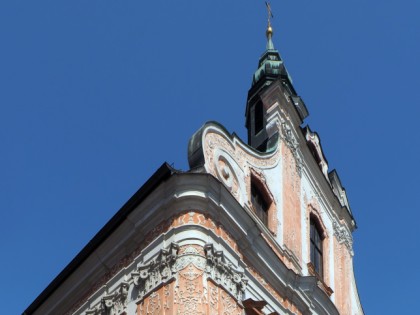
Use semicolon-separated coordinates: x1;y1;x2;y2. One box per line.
249;172;277;235
251;182;268;226
310;218;324;278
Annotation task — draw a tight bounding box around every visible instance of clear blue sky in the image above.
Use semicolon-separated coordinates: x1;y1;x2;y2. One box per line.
1;1;418;314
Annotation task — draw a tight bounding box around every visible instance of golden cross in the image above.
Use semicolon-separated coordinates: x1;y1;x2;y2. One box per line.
265;1;274;26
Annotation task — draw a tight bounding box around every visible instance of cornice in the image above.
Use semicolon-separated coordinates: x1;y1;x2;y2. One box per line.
26;172;339;315
131;174;339;314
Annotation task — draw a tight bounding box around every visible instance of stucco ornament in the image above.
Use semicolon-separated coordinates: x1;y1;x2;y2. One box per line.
84;281;129;315
304;127;330;181
145;291;161;314
84;241;247;315
200;126;280;208
280;121;303;176
204;244;248;301
173;246;208;315
131;242;180;300
214;153;240;200
172;244;247;314
173;246;207;271
333;220;354;255
85;307;100;315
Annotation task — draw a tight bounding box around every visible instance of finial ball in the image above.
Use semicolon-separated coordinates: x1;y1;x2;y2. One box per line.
266;25;273;37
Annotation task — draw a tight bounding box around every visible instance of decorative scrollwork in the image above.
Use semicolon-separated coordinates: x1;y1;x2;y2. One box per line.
85;280;129;315
86;243;247;315
204;244;247;301
131;242;179;300
281;122;303;176
214;153;240;199
173;246;207;272
333;221;354;255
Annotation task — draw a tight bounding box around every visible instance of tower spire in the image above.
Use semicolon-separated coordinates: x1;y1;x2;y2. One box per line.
245;1;307;151
265;1;274;50
250;1;286;87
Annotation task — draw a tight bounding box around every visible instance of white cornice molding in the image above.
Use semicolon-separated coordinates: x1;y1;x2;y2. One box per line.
35;173;339;315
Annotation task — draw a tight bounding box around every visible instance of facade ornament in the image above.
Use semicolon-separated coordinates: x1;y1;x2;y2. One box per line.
85;243;247;314
84;281;130;315
173;246;208;315
214;154;240;199
281;122;297;149
85;307;101;315
329;170;353;216
333;220;354;255
145;291;162;314
304;126;330;182
85;300;108;315
173;246;207;272
131;242;180;299
281;121;303;176
101;293;115;312
112;282;129;314
204;244;248;301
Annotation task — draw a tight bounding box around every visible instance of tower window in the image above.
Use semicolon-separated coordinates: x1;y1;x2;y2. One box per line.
251;183;268;226
254;101;264;135
310;219;324;278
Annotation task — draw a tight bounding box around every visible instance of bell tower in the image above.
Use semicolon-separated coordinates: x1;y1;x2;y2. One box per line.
245;4;308;151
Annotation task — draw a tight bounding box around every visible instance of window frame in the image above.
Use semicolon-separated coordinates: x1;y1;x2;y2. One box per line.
249;172;276;235
251;183;269;226
310;217;324;279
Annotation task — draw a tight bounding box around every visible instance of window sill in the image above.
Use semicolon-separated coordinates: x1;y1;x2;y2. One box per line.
307;262;333;297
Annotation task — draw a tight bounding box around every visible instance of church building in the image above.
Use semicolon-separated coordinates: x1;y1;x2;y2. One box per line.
23;7;364;315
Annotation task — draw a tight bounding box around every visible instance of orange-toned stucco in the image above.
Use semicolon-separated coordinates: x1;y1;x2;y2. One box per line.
137;244;243;315
282;141;302;263
137;282;174;315
246;264;303;315
66;208;309;315
137;277;243;315
306;202;332;289
333;236;352;315
66;211;246;315
207;281;243;315
171;211;242;259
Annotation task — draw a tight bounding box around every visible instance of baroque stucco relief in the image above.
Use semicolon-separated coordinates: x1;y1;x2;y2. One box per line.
203;127;280;208
197;109;304;208
83;241;247;315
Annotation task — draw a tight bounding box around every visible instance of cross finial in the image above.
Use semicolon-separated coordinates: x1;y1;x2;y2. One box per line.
265;1;274;43
265;1;274;27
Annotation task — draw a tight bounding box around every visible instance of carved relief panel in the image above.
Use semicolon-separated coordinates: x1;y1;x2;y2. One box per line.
203;127;280;208
133;243;246;315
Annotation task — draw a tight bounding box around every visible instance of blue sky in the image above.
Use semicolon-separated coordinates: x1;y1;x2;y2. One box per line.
1;1;419;314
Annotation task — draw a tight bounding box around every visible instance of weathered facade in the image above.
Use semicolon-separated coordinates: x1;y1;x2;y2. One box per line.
23;18;363;315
